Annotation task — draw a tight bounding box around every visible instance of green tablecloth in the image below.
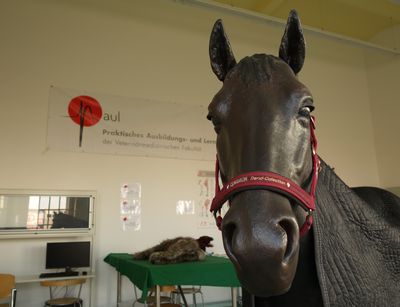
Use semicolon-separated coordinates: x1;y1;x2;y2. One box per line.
104;253;240;300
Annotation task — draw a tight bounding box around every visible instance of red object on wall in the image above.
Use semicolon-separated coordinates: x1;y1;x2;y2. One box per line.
68;95;102;127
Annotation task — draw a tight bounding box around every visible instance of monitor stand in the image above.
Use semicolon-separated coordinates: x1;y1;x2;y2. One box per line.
64;267;79;276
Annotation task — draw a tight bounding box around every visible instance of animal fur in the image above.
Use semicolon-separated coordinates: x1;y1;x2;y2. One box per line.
132;236;213;264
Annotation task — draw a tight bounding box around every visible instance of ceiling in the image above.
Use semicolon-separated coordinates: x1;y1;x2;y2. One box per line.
209;0;400;44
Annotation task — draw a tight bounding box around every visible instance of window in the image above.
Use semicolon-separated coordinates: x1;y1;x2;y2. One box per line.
0;190;94;237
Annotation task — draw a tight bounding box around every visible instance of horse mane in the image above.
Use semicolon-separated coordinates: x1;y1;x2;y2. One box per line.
314;160;400;305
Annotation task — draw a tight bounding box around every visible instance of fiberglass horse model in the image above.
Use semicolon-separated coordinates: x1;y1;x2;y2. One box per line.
207;10;400;307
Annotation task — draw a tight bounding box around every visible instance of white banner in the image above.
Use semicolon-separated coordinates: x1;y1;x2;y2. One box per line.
46;86;217;160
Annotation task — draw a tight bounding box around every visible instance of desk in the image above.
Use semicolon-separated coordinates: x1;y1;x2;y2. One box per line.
15;273;95;307
104;253;240;307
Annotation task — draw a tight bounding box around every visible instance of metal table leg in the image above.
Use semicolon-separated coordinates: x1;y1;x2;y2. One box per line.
117;272;121;306
156;285;160;307
232;287;237;307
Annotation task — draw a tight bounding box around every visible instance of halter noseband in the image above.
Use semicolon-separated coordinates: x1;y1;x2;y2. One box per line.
210;116;320;237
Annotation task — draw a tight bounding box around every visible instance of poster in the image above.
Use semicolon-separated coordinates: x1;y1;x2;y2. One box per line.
197;170;227;228
120;183;141;231
47;86;216;161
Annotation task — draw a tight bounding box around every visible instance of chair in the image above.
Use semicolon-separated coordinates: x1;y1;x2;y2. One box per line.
0;274;17;307
40;278;86;307
133;285;181;307
171;286;204;307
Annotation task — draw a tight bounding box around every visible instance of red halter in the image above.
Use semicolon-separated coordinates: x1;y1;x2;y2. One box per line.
210;116;320;237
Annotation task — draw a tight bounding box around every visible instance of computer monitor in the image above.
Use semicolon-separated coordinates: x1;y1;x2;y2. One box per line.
45;241;90;274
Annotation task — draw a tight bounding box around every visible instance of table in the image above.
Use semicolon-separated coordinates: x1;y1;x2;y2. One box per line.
15;273;95;284
104;253;240;307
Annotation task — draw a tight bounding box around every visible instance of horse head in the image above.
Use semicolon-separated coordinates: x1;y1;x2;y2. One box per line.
208;10;317;297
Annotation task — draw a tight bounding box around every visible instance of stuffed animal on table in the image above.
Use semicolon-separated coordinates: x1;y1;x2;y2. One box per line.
132;236;214;264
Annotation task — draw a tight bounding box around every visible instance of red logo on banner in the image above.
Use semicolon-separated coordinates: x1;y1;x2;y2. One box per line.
68;96;102;126
68;96;103;147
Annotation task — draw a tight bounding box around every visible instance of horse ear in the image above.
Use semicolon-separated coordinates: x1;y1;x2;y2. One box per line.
279;10;305;74
209;19;237;81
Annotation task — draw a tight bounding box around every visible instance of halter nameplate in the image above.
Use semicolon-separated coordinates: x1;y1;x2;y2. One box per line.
210;116;319;237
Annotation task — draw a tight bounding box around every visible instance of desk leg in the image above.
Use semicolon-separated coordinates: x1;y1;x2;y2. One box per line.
89;278;93;307
156;285;160;307
231;287;237;307
117;272;122;306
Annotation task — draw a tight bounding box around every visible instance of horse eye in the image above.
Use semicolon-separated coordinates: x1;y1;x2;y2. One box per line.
207;113;222;134
298;106;312;117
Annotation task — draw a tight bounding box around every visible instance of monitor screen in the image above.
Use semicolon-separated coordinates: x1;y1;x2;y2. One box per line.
46;241;90;271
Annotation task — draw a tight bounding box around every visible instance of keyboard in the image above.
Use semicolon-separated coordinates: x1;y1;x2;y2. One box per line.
39;271;80;278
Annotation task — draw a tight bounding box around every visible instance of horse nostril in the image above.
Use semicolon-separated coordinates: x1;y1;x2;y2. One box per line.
278;218;299;264
222;222;237;260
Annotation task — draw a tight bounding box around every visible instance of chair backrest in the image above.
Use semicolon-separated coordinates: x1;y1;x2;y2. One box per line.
0;274;15;299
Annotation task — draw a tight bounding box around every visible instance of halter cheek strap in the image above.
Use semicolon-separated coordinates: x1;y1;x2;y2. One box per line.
210;116;320;237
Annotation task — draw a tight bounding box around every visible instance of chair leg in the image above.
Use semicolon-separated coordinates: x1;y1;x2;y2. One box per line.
200;292;205;307
172;292;181;304
193;292;197;307
193;291;205;307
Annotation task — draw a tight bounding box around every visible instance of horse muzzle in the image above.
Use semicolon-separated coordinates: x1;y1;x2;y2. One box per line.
221;191;300;297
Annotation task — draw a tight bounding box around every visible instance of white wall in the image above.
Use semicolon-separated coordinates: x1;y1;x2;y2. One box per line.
0;0;397;306
365;25;400;189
